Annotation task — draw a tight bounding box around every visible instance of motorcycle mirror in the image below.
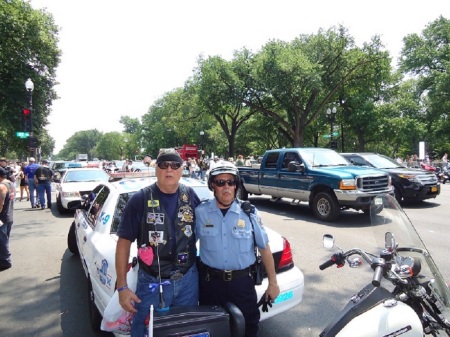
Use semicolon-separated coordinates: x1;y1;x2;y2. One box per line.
347;257;363;268
323;234;335;250
385;232;396;252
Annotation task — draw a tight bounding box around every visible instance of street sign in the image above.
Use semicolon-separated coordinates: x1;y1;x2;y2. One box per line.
323;132;339;139
16;132;30;138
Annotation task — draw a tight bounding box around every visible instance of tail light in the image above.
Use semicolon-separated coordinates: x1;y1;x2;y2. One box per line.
278;237;294;269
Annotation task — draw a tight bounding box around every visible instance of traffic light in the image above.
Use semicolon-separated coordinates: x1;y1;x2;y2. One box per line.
22;108;32;132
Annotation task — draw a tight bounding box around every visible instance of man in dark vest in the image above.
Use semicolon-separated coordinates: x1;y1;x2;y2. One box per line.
34;159;53;209
116;149;201;337
0;167;15;271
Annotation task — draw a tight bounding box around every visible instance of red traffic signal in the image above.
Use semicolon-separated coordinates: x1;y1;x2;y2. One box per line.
22;108;32;132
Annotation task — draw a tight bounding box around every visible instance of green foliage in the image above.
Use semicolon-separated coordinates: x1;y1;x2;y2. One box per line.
57;129;102;160
6;8;446;162
0;0;60;157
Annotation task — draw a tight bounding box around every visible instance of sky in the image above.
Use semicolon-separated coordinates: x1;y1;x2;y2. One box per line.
29;0;450;153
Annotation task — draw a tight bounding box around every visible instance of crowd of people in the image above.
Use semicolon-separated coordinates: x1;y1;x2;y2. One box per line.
395;153;449;170
0;156;54;273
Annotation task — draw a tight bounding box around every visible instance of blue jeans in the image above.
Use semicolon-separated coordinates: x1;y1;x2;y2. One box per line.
131;263;199;337
0;220;13;268
37;182;52;208
28;178;37;207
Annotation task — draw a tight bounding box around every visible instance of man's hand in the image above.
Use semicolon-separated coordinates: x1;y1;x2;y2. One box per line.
265;283;280;302
118;288;141;313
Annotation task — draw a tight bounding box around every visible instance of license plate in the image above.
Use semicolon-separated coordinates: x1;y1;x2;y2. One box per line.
274;290;294;304
431;186;438;192
181;333;210;337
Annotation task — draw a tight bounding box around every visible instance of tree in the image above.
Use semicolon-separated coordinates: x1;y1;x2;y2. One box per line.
195;50;259;157
0;0;60;156
57;129;102;160
400;16;450;155
94;132;125;160
240;26;392;148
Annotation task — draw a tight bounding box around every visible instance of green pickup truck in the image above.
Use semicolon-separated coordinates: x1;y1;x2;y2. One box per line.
237;148;393;221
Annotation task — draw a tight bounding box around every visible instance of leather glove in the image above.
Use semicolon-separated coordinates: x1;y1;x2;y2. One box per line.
257;295;273;312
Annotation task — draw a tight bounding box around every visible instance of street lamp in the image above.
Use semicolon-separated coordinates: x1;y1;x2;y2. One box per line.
199;130;204;154
25;78;35;158
326;107;337;149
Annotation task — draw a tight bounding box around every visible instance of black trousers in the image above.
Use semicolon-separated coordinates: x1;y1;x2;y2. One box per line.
199;273;260;337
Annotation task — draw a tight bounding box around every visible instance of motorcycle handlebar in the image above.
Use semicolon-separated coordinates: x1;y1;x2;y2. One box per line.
319;258;336;270
372;265;383;287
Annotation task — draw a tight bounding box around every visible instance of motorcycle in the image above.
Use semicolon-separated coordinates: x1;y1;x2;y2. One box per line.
441;168;449;184
320;194;450;336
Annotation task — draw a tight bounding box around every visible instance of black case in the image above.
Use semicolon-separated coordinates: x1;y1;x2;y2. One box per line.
152;304;244;337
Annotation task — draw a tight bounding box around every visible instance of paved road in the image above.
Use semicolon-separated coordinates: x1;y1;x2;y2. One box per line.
1;184;449;336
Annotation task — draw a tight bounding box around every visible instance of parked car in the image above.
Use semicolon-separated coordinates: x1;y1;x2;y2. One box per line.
67;176;304;334
341;152;440;203
51;160;84;180
54;168;110;213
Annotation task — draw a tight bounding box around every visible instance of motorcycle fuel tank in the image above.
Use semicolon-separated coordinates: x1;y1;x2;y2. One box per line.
336;300;422;337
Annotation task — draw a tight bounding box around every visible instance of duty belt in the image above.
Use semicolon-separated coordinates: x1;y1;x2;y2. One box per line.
203;264;252;282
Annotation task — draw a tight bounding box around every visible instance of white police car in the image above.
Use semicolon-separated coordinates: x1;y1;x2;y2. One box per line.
67;176;304;335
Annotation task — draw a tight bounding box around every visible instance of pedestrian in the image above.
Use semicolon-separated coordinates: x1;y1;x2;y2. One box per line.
116;149;201;337
0;157;16;183
0;167;15;271
198;156;208;181
143;155;152;167
235;155;245;166
24;157;40;208
442;153;448;170
34;159;53;209
18;163;30;201
195;161;280;337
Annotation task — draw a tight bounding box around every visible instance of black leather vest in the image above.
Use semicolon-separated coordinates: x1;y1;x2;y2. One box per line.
137;183;196;277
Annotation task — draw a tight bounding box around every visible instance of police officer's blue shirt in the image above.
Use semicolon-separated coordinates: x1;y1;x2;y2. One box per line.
195;199;269;270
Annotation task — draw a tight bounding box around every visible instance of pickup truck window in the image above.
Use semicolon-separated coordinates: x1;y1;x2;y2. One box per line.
301;149;348;167
264;152;280;169
281;152;301;169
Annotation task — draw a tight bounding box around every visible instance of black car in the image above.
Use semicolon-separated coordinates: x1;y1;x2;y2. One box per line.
341;153;440;203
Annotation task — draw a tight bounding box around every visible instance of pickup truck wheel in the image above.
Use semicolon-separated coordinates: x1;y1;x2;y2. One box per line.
237;183;248;200
313;192;340;222
88;278;102;331
67;222;79;255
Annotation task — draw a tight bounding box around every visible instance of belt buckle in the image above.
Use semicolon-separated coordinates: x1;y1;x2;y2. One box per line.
223;270;232;281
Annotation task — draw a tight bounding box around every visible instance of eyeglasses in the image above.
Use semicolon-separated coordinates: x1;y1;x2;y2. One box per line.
144;162;151;167
213;179;237;187
157;161;181;170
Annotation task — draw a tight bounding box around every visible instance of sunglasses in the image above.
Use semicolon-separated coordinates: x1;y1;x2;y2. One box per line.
157;161;182;170
213;179;237;187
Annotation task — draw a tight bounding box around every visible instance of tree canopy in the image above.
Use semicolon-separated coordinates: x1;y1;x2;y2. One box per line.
0;0;60;159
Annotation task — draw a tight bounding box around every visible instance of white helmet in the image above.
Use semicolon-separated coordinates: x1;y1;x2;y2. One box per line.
207;161;240;192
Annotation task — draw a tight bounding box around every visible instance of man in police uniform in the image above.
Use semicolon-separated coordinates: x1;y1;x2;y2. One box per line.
116;149;200;337
195;162;280;337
